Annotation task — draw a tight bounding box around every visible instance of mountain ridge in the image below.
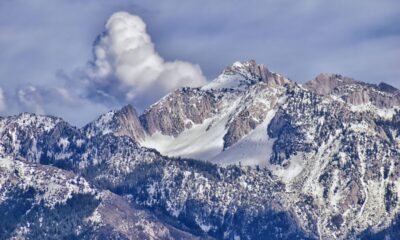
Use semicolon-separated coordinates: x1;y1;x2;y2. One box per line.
1;60;400;239
87;60;399;165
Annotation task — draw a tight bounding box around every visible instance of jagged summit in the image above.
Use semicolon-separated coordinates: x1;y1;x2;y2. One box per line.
83;104;145;140
304;73;400;108
222;60;272;80
302;73;357;95
202;60;290;90
304;73;399;95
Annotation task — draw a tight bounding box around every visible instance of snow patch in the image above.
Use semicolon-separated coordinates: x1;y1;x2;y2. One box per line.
0;157;15;172
211;109;277;167
271;154;305;183
58;137;70;149
350;103;398;119
86;208;102;223
141;99;240;160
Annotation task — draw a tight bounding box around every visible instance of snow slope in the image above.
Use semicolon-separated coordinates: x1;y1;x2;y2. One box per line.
211;109;277;167
141;98;240;160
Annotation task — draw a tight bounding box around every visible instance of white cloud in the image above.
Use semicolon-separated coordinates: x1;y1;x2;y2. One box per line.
88;11;207;107
0;88;6;112
0;11;207;125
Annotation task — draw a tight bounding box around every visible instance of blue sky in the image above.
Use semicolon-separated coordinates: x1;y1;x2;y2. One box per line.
0;0;399;125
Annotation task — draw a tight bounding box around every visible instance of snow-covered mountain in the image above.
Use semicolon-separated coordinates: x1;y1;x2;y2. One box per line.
0;157;199;239
86;60;293;165
0;110;307;239
1;60;400;239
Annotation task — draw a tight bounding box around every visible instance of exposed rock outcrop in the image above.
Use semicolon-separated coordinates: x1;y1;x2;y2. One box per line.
303;73;400;108
84;104;145;141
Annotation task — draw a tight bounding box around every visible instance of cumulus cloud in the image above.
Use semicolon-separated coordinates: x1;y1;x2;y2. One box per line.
0;11;207;126
87;11;207;107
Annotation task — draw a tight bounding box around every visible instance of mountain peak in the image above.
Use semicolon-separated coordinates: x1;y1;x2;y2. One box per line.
303;73;400;108
83;104;145;140
223;60;270;77
303;73;357;95
202;60;290;90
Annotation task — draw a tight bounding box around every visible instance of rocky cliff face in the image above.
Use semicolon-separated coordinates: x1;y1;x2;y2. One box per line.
140;88;220;137
84;105;145;141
